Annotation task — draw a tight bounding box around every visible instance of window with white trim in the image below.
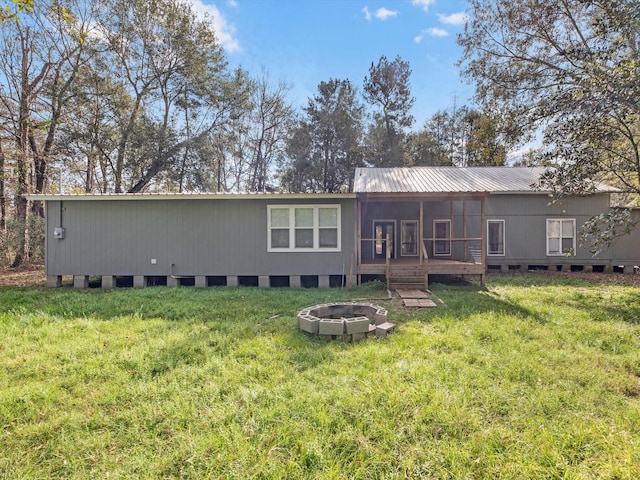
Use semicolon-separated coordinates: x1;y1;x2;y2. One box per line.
546;218;575;256
487;220;505;256
268;205;341;252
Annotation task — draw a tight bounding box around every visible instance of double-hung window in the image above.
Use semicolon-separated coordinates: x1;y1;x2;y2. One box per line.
487;220;505;256
546;218;576;256
268;205;341;252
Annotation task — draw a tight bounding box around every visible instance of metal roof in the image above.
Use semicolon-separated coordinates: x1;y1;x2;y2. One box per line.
353;167;553;194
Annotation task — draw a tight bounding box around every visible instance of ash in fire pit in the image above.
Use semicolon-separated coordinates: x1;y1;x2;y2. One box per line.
297;302;395;341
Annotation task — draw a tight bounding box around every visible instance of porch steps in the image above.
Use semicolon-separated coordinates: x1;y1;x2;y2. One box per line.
387;264;427;291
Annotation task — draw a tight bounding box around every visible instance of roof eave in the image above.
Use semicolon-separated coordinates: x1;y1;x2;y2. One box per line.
26;192;357;201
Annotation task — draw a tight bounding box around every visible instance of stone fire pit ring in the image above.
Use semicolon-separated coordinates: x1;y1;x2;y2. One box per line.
297;302;391;341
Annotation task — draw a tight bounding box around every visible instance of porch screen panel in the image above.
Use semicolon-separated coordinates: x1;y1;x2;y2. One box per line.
434;220;451;256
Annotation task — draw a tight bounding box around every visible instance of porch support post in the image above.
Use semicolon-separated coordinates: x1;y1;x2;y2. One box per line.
463;200;467;247
481;197;486;286
420;200;427;290
419;200;424;263
357;197;362;278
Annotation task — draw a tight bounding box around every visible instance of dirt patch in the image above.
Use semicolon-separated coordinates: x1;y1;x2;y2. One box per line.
497;270;640;287
0;266;47;287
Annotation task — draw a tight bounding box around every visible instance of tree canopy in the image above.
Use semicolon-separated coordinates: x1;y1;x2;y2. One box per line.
281;79;364;193
459;0;640;196
363;55;415;167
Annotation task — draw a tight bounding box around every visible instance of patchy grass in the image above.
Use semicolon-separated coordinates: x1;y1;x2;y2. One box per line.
1;275;639;479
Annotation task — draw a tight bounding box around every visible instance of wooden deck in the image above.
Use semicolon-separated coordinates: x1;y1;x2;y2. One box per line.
359;258;485;289
358;259;485;276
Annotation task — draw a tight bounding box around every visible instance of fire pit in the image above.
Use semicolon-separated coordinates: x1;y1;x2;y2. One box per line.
297;302;395;341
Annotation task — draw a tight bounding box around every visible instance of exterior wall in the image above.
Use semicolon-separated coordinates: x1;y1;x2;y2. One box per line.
44;198;357;277
484;193;620;267
42;192;639;282
610;209;640;265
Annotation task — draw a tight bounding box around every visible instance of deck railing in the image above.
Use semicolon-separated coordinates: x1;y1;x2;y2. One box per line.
422;237;484;264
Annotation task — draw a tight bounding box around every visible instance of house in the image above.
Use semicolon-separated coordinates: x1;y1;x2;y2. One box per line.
29;167;639;289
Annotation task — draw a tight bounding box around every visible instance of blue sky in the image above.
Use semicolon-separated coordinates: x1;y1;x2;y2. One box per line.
193;0;473;129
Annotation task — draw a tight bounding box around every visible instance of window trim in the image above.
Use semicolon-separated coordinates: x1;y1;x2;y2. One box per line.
487;219;505;257
267;204;341;252
546;218;576;256
433;219;452;257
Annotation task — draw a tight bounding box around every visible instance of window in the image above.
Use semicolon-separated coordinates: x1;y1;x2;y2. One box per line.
433;219;451;256
487;220;505;256
268;205;340;252
546;218;575;256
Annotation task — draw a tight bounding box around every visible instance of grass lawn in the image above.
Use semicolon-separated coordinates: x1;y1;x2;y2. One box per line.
1;274;639;479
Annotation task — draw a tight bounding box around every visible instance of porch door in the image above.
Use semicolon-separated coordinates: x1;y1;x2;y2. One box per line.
373;220;395;259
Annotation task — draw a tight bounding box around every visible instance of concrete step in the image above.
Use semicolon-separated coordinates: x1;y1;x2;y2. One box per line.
375;322;396;338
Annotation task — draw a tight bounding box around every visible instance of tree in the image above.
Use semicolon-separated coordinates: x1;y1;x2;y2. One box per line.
363;55;415;167
282;79;364;193
461;109;508;166
0;136;6;230
409;105;508;166
459;0;640;244
0;0;34;22
93;0;247;193
406;129;452;167
243;74;294;192
0;0;93;265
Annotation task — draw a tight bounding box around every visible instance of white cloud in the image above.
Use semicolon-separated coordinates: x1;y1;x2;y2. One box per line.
227;0;238;7
362;6;372;21
375;7;398;20
188;0;240;53
437;12;468;26
428;27;448;37
412;0;436;12
415;27;449;42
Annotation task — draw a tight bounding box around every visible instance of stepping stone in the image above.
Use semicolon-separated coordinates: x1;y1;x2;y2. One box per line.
403;298;437;308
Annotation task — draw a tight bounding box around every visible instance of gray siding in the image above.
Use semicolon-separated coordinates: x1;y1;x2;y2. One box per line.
485;193;615;264
610;209;640;264
45;198;357;277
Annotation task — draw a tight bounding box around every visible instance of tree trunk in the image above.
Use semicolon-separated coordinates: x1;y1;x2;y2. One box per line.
12;30;33;268
0;139;5;231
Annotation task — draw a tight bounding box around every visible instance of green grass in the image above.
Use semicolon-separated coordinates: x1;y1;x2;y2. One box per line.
1;275;639;479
